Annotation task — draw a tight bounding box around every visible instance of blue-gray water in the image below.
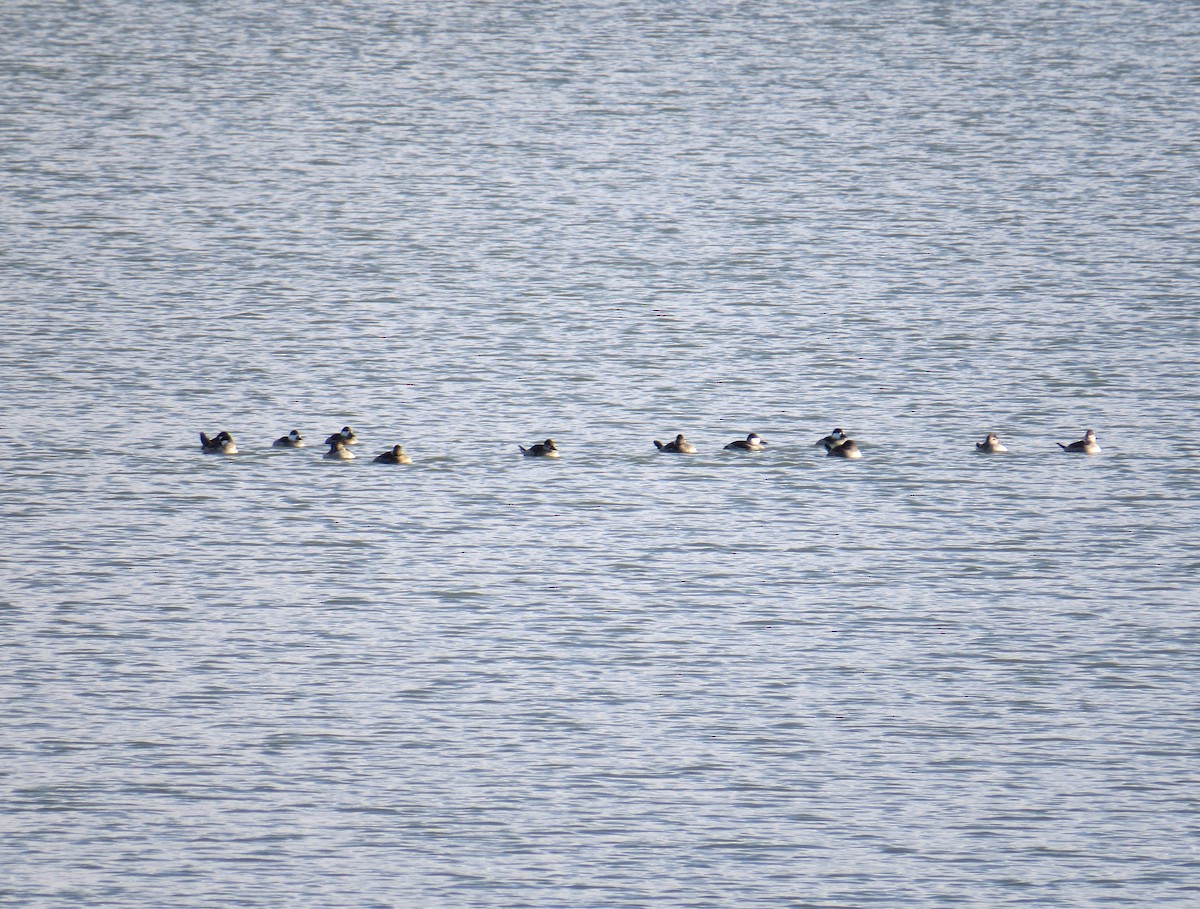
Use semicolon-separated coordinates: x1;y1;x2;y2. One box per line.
3;1;1199;906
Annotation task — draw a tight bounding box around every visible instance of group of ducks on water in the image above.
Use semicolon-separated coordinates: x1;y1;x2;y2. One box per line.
201;426;1103;460
200;427;411;463
520;427;1101;458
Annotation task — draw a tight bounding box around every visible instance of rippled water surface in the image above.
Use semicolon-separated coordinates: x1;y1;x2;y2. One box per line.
3;1;1199;906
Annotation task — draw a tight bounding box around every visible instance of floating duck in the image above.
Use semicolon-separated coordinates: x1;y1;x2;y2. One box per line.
975;433;1008;453
725;432;767;451
826;438;861;459
655;434;696;453
273;429;304;448
816;428;847;450
200;431;237;455
520;439;559;458
1058;429;1100;455
373;445;413;464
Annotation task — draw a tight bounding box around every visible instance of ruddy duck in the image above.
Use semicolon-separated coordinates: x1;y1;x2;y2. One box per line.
976;433;1008;453
1058;429;1100;455
725;432;767;451
816;428;847;450
826;438;861;459
273;430;304;448
373;444;413;464
520;439;559;458
655;434;696;453
324;438;356;460
325;426;359;446
200;431;237;455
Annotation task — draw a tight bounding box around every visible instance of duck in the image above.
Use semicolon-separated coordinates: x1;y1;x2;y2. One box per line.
975;433;1008;453
273;429;304;448
520;438;559;458
325;426;359;446
826;438;861;459
1058;429;1100;455
200;431;237;455
324;438;356;460
725;432;767;451
816;428;847;450
373;444;413;464
655;434;697;453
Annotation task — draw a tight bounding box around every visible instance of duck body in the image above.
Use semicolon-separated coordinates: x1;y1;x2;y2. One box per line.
273;430;304;448
976;433;1008;453
200;431;237;455
826;438;861;459
324;438;356;460
1058;429;1100;455
373;445;412;464
816;428;847;449
520;439;559;458
325;426;359;446
725;433;767;452
655;434;696;454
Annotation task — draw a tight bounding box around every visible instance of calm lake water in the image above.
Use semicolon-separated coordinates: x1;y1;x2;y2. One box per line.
3;0;1199;906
